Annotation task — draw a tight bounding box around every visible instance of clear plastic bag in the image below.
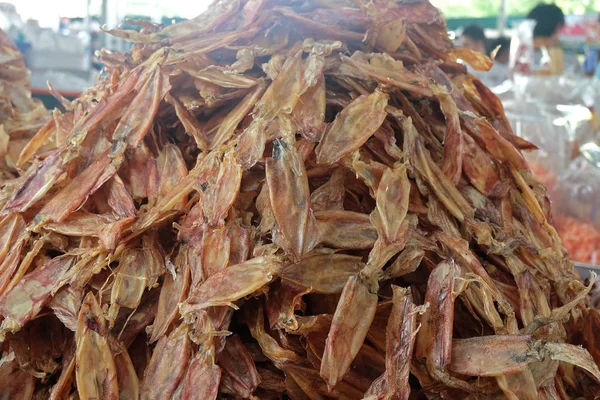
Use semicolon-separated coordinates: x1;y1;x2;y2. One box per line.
505;83;600;265
515;75;598;106
509;20;535;77
509;20;535;101
550;157;600;265
504;100;575;173
502;74;597;175
554;157;600;229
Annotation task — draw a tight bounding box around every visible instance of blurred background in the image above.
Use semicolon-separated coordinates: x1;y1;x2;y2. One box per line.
2;0;212;100
4;0;600;99
5;0;600;98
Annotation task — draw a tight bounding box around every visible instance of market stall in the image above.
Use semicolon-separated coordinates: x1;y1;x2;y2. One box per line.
1;0;600;398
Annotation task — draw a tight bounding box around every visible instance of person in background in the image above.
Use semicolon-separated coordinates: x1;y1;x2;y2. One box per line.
484;37;511;86
489;37;510;65
526;3;574;74
527;3;565;50
461;24;487;55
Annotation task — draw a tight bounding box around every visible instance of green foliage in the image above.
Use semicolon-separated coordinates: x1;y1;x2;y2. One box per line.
432;0;600;19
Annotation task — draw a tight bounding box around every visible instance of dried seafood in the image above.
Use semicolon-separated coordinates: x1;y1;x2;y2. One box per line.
0;0;599;399
0;29;48;179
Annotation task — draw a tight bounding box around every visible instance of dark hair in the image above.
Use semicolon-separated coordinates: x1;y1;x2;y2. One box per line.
462;24;486;43
488;36;510;58
527;4;565;38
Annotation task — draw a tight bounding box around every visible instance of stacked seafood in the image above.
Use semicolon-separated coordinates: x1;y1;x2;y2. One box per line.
1;0;600;398
0;29;48;179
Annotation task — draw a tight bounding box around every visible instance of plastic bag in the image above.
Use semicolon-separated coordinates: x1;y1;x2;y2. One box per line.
527;157;600;265
501;74;597;175
504;99;574;172
549;157;600;264
509;19;535;78
554;157;600;229
516;75;598;106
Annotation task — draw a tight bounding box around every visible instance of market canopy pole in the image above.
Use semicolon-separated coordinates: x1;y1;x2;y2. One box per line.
101;0;124;52
497;0;507;35
86;0;91;48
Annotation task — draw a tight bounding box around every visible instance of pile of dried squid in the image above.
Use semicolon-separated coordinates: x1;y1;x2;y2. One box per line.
1;0;600;398
0;29;48;180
